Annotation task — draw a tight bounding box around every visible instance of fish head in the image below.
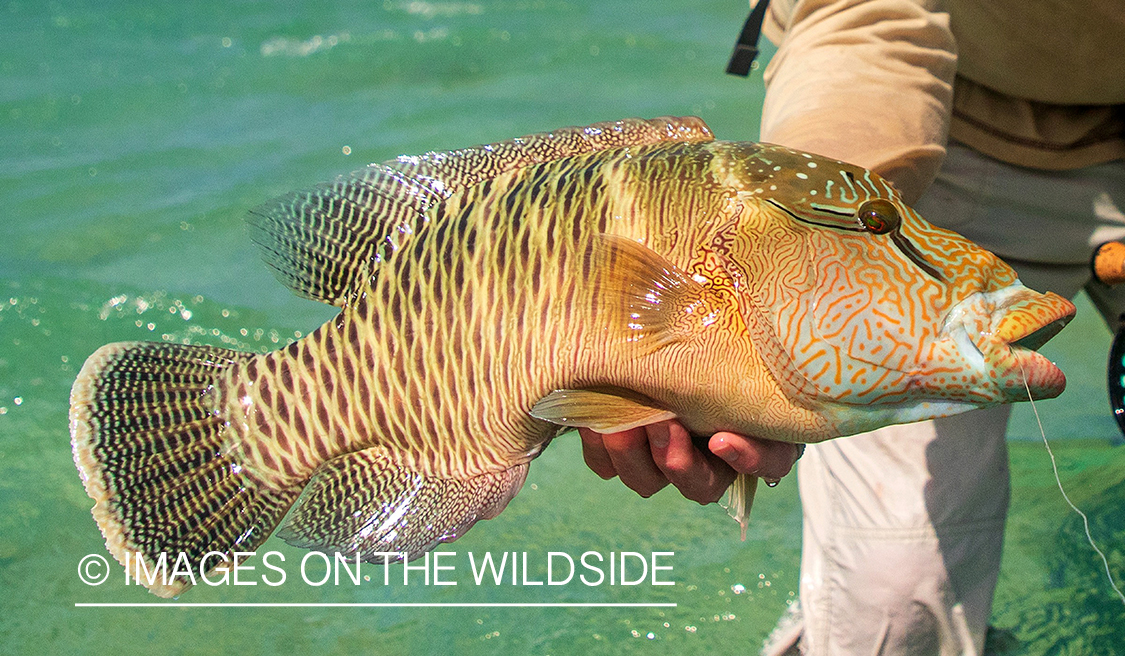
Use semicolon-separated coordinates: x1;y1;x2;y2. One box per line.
710;142;1076;436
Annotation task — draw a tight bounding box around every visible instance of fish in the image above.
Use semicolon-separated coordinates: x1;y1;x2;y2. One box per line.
70;116;1075;597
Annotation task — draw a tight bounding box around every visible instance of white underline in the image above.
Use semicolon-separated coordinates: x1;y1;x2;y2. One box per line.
74;607;675;612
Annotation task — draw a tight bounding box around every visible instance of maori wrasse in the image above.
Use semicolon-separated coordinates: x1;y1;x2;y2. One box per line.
70;117;1075;597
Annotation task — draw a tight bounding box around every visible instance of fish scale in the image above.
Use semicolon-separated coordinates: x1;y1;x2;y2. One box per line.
71;116;1075;597
231;150;633;487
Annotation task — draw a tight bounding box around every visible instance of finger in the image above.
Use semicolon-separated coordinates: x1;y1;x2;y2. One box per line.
600;427;669;498
650;421;736;504
578;428;618;480
708;432;802;479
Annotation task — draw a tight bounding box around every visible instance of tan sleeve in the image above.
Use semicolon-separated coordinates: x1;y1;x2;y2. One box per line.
760;0;956;204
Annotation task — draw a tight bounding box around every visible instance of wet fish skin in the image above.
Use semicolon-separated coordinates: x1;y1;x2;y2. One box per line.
70;117;1074;597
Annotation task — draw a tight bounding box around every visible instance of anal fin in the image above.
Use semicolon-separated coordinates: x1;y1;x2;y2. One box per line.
530;387;677;433
721;473;758;540
278;446;527;560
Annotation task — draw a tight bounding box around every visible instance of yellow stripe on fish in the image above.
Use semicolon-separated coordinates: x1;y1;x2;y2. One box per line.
70;116;1075;597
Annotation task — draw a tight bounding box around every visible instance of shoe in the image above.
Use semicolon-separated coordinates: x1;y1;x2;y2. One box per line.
760;599;803;656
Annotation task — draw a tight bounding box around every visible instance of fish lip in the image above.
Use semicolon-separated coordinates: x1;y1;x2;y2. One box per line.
942;284;1076;353
1003;346;1068;400
993;287;1073;401
941;283;1076;401
991;289;1075;351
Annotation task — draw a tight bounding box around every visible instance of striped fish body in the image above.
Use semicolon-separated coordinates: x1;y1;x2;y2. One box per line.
71;117;1075;597
231;138;819;483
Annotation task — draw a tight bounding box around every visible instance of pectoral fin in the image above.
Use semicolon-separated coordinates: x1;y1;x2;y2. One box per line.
530;388;677;433
278;446;527;560
592;235;726;354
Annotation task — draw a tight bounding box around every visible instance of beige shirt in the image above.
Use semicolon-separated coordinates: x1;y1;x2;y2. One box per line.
757;0;1125;204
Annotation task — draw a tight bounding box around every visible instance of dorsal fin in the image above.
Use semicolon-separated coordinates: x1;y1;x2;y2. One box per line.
247;116;714;306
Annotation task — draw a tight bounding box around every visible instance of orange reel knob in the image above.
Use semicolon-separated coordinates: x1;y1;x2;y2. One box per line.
1092;241;1125;286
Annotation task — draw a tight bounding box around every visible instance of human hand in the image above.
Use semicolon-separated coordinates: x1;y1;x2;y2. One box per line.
577;421;803;504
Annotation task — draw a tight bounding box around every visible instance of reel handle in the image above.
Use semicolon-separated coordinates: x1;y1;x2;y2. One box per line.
1092;241;1125;286
1093;241;1125;437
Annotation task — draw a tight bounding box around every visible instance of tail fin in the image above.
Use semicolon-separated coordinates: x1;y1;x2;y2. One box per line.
70;341;298;598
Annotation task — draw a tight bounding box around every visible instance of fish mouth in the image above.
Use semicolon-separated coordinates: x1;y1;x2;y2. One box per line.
942;283;1076;402
998;296;1072;352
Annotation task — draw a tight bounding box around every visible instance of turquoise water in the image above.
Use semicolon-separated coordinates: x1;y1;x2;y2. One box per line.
1;1;1122;653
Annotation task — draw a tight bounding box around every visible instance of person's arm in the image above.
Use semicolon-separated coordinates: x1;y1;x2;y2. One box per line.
761;0;956;203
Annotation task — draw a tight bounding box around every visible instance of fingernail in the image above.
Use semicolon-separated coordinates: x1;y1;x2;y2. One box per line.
712;438;738;463
649;427;669;450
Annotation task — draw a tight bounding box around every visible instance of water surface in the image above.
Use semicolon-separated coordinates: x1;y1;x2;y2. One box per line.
2;1;1121;653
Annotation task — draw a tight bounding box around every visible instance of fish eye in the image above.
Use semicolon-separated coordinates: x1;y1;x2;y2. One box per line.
856;199;900;235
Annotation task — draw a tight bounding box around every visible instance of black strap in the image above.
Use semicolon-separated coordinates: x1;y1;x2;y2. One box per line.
726;0;771;76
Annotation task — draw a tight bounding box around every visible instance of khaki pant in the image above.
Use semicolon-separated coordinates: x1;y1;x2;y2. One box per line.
787;143;1125;655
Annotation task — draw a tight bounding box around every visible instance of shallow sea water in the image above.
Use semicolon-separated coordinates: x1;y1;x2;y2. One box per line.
1;1;1122;654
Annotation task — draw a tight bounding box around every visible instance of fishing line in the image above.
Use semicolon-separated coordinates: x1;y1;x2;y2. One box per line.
1020;361;1125;605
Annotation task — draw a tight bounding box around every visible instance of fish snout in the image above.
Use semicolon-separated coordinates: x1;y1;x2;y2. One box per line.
941;284;1076;402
